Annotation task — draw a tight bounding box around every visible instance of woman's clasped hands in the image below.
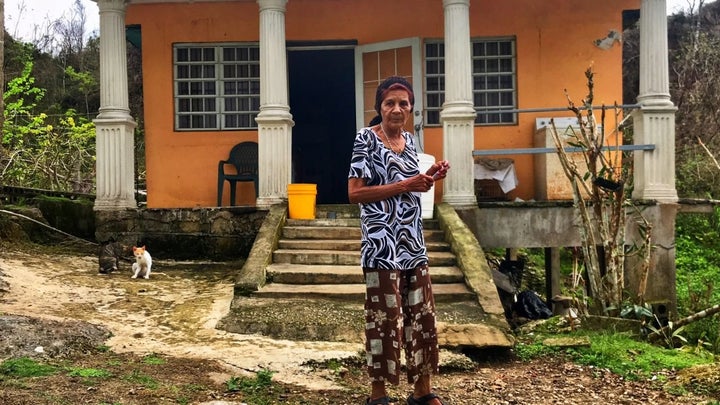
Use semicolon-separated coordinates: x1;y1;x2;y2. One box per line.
407;160;450;193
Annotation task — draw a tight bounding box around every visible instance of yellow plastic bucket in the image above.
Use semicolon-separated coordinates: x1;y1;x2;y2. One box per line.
287;183;317;219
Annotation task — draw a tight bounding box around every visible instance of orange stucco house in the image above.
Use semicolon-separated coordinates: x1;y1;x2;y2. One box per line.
91;0;677;212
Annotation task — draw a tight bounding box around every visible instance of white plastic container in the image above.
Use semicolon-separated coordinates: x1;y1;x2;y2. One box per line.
417;153;436;219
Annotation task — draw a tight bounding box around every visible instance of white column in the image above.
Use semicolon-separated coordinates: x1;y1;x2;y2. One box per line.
93;0;137;211
632;0;678;202
440;0;477;207
256;0;294;209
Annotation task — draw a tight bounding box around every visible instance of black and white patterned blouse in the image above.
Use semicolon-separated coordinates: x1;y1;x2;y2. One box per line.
348;127;428;270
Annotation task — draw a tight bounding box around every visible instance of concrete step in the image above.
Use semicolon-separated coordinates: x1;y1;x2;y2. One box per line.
252;282;476;302
282;226;445;242
282;226;360;240
315;204;360;219
218;297;514;348
277;239;361;251
286;218;360;227
277;238;450;252
266;263;465;284
272;249;456;266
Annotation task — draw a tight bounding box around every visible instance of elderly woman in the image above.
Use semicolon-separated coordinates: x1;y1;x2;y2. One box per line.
348;76;450;405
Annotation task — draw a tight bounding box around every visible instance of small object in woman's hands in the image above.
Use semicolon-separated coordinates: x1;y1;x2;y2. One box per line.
431;161;449;180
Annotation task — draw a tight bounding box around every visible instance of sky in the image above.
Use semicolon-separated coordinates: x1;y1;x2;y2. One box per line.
5;0;99;42
2;0;696;43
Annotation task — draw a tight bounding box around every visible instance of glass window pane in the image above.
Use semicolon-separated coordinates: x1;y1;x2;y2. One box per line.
487;77;499;90
427;93;441;108
224;65;235;78
500;92;513;106
486;59;499;73
425;43;437;58
499;58;513;72
176;48;188;62
177;82;189;95
488;93;499;106
426;60;438;75
177;65;189;79
499;41;512;55
190;48;203;61
179;115;190;128
426;77;441;92
225;98;237;111
225;114;237;128
499;75;513;89
488;42;499;56
473;42;484;55
473;59;483;74
203;48;215;61
223;47;235;61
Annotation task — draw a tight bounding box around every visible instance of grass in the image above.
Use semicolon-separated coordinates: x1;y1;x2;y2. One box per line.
225;368;276;404
513;323;718;398
66;367;113;379
141;353;166;365
0;357;59;378
123;369;159;389
569;333;711;380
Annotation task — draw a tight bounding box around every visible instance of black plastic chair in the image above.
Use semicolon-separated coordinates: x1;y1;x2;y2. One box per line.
217;141;258;206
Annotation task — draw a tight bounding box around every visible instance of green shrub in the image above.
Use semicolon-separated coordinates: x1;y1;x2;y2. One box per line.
675;210;720;353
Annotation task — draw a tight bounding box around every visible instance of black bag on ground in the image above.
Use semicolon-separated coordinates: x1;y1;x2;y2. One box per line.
513;290;553;320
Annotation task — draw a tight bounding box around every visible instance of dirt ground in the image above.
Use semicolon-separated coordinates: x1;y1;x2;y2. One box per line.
0;244;716;405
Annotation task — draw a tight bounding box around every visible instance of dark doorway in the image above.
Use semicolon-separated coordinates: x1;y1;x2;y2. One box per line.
288;45;356;204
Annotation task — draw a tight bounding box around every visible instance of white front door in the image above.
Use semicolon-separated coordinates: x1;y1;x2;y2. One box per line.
355;38;425;152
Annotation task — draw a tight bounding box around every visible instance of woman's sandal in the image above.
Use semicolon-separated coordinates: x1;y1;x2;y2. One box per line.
406;392;447;405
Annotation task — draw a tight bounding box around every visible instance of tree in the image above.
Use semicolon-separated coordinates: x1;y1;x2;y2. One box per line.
670;1;720;198
0;0;5;172
549;68;652;315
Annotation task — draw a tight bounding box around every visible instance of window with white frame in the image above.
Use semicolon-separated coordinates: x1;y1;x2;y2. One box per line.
174;43;260;130
424;38;517;126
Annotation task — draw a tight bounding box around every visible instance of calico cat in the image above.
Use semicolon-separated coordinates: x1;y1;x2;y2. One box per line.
131;245;153;279
98;241;128;274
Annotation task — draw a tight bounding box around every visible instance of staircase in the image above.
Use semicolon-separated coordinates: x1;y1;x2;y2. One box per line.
219;204;514;348
257;206;476;302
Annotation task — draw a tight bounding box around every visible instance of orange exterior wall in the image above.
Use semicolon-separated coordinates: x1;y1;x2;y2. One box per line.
126;0;639;208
